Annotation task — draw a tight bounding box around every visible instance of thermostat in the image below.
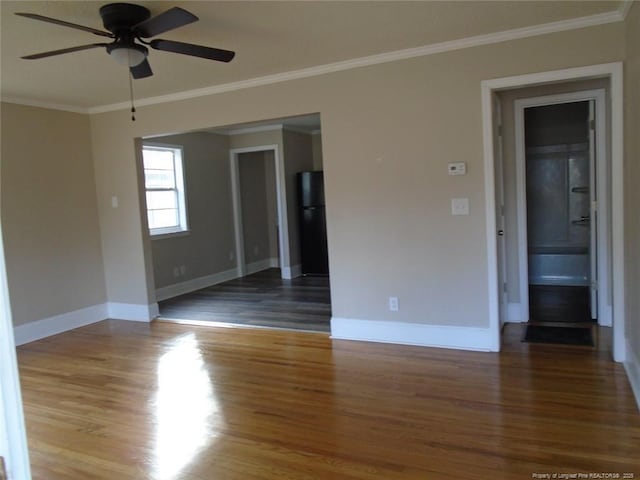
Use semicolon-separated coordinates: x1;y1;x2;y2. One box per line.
448;162;466;175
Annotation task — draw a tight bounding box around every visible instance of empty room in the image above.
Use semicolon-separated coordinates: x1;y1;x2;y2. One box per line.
1;1;639;479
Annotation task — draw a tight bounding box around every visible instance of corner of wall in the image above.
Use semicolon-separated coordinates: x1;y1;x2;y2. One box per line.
624;339;640;412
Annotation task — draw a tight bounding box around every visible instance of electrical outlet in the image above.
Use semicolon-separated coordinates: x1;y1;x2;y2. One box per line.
389;296;399;312
179;265;186;275
173;267;180;278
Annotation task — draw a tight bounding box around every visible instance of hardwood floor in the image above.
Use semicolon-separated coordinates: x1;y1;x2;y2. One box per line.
158;269;331;332
17;321;639;480
528;285;593;324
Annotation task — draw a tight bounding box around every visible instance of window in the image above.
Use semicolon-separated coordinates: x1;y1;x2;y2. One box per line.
142;144;188;236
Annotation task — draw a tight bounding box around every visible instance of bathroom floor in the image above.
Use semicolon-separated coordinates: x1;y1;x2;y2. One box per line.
528;285;593;324
525;285;595;346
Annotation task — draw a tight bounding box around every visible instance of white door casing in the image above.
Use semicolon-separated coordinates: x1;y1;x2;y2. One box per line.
481;62;624;361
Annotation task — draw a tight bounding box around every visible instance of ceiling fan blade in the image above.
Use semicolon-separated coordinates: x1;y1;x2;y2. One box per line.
150;39;235;63
134;7;198;38
130;59;153;79
21;43;108;60
15;12;112;38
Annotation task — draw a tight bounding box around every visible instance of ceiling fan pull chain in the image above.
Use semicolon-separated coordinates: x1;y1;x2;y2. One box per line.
128;50;136;121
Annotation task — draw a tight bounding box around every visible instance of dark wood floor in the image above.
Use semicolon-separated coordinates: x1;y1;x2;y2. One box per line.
529;285;593;324
17;320;640;479
158;268;331;332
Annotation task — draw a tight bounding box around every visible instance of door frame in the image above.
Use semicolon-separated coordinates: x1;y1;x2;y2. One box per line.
514;89;611;327
481;62;625;361
0;221;32;478
229;145;293;279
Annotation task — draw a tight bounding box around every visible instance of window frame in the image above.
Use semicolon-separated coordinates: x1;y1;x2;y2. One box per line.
142;143;189;238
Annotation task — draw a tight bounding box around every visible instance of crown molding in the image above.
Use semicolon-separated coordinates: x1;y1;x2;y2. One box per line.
620;0;634;19
87;10;625;114
0;96;88;114
227;124;284;136
6;9;626;115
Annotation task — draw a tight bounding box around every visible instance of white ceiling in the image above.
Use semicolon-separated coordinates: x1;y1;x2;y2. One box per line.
0;1;627;111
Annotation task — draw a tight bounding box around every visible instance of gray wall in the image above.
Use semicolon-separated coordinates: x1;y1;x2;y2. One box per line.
238;151;275;265
229;128;315;272
263;150;279;260
282;130;315;267
312;132;324;170
148;132;236;289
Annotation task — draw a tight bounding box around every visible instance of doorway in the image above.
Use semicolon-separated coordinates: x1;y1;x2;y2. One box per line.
234;149;280;276
514;90;611;335
481;63;625;360
230;145;292;279
520;101;596;342
525;101;593;321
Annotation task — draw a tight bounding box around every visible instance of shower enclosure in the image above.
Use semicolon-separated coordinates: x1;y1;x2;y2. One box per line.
526;142;591;287
524;100;595;321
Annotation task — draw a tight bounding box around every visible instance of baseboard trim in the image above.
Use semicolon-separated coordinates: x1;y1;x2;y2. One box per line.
598;305;613;327
155;268;238;302
282;264;302;279
330;317;496;352
246;258;276;275
107;302;158;322
624;339;640;412
506;303;526;323
14;303;107;346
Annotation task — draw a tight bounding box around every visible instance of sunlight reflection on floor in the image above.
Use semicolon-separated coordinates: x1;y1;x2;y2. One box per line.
153;333;220;480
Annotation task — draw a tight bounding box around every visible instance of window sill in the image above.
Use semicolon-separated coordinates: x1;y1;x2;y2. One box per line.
150;230;190;241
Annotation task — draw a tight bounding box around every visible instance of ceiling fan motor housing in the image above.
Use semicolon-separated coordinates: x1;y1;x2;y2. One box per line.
99;3;150;35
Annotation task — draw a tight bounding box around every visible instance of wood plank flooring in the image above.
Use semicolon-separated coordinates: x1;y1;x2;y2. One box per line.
17;321;639;479
158;269;331;332
528;285;592;324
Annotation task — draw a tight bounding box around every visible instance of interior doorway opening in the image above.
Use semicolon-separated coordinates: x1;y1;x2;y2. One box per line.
514;90;611;334
523;101;595;327
139;113;332;332
230;146;286;279
481;63;624;360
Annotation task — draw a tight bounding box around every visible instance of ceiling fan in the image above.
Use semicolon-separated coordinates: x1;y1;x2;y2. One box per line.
15;3;236;79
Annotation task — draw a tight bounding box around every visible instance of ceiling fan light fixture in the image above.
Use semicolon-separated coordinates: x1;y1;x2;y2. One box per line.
107;43;147;67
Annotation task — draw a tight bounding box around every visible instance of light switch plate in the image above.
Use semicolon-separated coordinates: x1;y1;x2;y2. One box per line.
448;162;466;175
451;198;469;215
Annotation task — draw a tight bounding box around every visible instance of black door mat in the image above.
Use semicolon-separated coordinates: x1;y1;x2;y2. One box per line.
522;325;594;346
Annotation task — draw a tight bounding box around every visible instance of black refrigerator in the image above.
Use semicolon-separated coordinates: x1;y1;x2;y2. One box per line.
297;171;329;275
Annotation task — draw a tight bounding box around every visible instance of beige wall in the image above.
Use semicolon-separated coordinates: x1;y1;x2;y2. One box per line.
146;132;235;289
238;151;274;264
89;22;624;326
624;3;640;359
229;129;283;151
1;103;106;325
